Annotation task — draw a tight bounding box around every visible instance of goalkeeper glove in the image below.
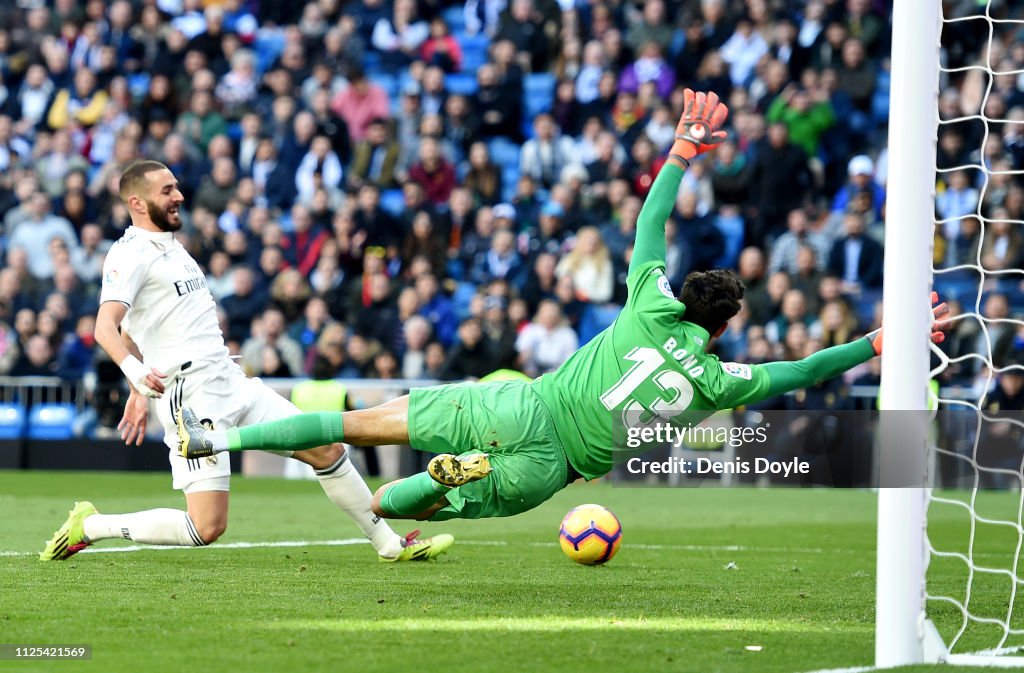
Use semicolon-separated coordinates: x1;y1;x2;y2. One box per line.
670;89;730;167
868;291;950;356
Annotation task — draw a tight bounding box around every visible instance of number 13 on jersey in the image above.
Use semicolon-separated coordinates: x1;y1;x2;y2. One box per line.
599;346;696;430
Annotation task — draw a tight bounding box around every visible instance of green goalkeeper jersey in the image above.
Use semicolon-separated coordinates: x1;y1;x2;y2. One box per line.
531;163;875;480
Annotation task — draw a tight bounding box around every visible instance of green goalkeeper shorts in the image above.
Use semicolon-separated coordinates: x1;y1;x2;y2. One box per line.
408;380;569;520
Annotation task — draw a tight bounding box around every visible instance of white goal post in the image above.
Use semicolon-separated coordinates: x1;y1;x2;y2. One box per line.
876;0;1024;667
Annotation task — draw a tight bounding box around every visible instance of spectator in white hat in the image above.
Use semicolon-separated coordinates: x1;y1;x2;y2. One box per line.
831;154;886;218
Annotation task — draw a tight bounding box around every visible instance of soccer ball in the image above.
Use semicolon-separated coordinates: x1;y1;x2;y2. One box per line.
558;504;622;565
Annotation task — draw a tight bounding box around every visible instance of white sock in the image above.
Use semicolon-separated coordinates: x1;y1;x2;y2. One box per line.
83;509;207;546
315;451;404;558
205;430;229;452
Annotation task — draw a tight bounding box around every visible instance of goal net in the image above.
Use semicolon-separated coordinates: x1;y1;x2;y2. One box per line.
877;0;1024;667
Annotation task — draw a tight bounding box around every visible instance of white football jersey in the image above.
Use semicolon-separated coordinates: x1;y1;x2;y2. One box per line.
100;226;228;373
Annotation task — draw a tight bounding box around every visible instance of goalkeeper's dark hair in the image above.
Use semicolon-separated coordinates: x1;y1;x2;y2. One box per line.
679;269;745;335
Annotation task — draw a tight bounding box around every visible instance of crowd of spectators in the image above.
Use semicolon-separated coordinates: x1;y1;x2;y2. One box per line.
0;0;1022;413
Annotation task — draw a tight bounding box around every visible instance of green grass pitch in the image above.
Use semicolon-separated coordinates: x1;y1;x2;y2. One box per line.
0;470;1020;672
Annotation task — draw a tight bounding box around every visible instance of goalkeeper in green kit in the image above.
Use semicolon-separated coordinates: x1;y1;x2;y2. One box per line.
176;90;948;522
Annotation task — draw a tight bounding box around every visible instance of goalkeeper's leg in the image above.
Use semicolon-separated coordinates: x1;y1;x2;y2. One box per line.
371;452;496;520
372;477;452;521
178;396;413;458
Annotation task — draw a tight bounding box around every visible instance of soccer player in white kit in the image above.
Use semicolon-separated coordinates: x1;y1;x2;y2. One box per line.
40;160;453;562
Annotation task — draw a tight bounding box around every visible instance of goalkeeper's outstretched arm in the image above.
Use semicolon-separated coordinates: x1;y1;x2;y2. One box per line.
629;164;685;275
760;338;876;398
751;294;949;400
628;90;729;278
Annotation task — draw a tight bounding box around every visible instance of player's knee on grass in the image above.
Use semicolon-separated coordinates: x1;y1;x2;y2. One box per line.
190;512;227;544
294;443;344;471
185;489;229;543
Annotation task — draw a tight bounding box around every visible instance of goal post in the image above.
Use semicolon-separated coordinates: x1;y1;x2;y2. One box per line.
876;0;1024;667
875;0;941;667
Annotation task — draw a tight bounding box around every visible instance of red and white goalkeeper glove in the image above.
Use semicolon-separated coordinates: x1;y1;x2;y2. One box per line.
670;89;730;167
868;291;950;356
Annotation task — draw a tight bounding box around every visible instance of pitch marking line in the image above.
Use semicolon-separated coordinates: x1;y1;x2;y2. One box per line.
0;538;841;558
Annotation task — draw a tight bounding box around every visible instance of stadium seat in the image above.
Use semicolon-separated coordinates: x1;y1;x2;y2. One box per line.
380;189;406;216
442;6;466;33
452;282;479;320
445;73;479;96
456;33;490;72
523;73;556;96
27;404;76;441
488;138;521;170
254;30;286;74
0;404;25;440
871;70;891;126
128;73;151;99
368;73;399;99
362;51;383;74
397;69;417;94
578;305;623;345
523;73;556;119
501;166;519;201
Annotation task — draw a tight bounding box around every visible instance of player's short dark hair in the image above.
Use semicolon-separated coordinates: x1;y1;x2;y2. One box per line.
679;269;745;335
118;160;169;202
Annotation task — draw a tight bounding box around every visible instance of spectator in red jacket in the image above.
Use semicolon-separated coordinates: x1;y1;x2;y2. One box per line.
285;204;330;276
408;137;456;206
420;17;462;73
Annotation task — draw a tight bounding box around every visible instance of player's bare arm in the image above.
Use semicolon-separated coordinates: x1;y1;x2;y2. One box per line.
94;300;167;399
117;328;152;446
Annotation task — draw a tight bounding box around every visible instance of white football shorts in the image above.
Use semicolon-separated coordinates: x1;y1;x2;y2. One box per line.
154;359;300;493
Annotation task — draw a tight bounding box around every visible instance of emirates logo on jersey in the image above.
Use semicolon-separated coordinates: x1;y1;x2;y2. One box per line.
173;275;208;297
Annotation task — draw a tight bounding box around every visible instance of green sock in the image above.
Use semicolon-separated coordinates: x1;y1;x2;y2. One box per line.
379;472;451;517
225;412;344;452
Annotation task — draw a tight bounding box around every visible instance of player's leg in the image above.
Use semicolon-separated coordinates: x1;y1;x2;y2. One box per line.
369;450;495;520
371;476;452;520
373;451;566;522
40;379;228;560
372;382;566;522
39;498;215;560
178;395;412;458
184;488;229;543
241;383;452;561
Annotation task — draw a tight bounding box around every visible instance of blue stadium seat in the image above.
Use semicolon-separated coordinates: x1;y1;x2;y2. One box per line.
578;305;623;345
380;189;406;216
362;51;383;74
442;6;466;33
456;33;490;72
254;31;286;74
523;73;556;96
368;73;399;99
128;73;151;99
445;73;479;96
488;138;521;170
501;166;519;201
452;282;479;320
27;404;76;441
0;404;25;440
523;73;556;120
